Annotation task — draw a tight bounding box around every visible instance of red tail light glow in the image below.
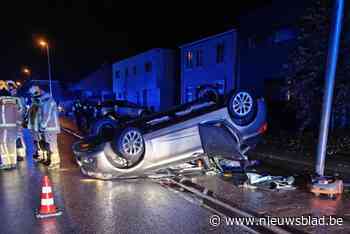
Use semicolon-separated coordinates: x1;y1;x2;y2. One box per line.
258;122;268;134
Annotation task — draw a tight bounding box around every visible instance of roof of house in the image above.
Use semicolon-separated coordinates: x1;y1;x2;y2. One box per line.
179;29;236;48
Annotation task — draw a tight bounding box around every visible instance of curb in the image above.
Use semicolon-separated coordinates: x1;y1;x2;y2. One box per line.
252;152;350;179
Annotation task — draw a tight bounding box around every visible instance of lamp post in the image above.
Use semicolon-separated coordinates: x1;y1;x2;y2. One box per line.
315;0;344;177
38;39;53;96
22;67;31;76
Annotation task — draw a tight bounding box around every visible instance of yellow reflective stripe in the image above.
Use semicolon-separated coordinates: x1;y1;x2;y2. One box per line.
0;124;17;127
43;102;55;128
1;104;5;125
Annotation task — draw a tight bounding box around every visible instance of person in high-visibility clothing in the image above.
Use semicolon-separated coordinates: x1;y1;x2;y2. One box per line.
28;85;61;169
7;80;27;161
0;80;23;169
72;98;84;131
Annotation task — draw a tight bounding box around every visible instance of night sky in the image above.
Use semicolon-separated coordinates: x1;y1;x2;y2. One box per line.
1;1;271;83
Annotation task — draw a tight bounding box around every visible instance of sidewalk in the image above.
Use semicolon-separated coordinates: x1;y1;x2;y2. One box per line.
249;146;350;182
191;174;350;234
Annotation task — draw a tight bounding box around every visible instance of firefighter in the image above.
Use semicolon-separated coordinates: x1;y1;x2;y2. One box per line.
72;98;84;131
28;86;60;169
0;81;22;169
7;80;26;161
82;100;94;131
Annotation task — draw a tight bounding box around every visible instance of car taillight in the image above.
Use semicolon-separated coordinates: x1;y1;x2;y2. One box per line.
258;122;268;134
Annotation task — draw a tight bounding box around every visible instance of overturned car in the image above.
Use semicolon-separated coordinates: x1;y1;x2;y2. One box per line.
72;90;267;179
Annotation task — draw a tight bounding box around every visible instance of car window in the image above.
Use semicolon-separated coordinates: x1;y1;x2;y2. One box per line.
125;101;139;107
115;100;139;108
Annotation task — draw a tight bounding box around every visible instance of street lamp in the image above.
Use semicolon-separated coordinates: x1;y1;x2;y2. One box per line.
38;39;53;96
23;68;31;75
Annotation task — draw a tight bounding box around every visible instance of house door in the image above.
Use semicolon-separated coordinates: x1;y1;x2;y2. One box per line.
143;89;148;107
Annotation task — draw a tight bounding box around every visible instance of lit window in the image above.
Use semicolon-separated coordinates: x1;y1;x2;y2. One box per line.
185;51;193;68
145;62;152;72
216;43;225;63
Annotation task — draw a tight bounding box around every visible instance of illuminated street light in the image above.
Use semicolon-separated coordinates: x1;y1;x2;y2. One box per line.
23;68;31;75
16;81;21;86
37;38;53;96
39;40;47;47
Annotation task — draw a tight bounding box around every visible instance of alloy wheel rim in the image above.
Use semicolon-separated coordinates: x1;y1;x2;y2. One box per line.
122;130;143;156
232;92;253;117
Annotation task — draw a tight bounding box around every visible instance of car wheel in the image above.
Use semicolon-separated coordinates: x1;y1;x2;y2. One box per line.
227;90;257;126
90;117;118;140
140;110;151;119
197;87;220;103
112;127;145;168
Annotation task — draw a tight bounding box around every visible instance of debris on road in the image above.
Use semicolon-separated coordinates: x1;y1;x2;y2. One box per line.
245;172;296;191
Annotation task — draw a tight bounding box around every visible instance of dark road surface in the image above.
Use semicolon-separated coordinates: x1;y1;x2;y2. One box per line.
0;124;247;234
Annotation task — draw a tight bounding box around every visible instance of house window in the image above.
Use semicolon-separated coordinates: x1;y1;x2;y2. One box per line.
115;70;120;79
273;28;296;43
142;89;148;106
248;37;256;49
125;68;129;78
196;49;203;67
185;51;193;68
133;66;137;75
216;43;225;63
186;86;194;102
136;92;140;104
145;62;152;72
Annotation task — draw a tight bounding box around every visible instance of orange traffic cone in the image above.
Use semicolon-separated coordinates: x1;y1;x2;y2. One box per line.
36;176;62;218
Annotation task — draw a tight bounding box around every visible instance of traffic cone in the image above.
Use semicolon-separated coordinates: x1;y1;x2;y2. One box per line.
36;176;62;218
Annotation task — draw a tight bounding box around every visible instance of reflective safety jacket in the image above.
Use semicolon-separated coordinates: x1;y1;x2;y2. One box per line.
72;101;83;113
0;96;22;128
28;93;60;133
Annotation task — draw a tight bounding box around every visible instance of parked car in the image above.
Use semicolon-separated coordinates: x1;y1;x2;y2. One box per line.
73;90;267;179
90;100;152;138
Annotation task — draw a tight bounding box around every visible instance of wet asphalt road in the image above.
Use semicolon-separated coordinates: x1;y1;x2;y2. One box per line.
0;127;248;234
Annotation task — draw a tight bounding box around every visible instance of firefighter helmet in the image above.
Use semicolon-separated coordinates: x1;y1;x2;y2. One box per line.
0;80;8;90
6;80;17;89
29;85;42;97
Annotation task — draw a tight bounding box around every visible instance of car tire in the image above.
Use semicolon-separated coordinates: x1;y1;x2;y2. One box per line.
227;90;257;126
140;110;151;119
112;127;145;168
197;86;220;103
90;117;118;139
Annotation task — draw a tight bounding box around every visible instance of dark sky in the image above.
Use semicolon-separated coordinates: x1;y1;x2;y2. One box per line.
0;1;271;83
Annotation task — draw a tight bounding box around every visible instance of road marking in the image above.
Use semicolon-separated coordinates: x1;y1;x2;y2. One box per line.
61;127;84;139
